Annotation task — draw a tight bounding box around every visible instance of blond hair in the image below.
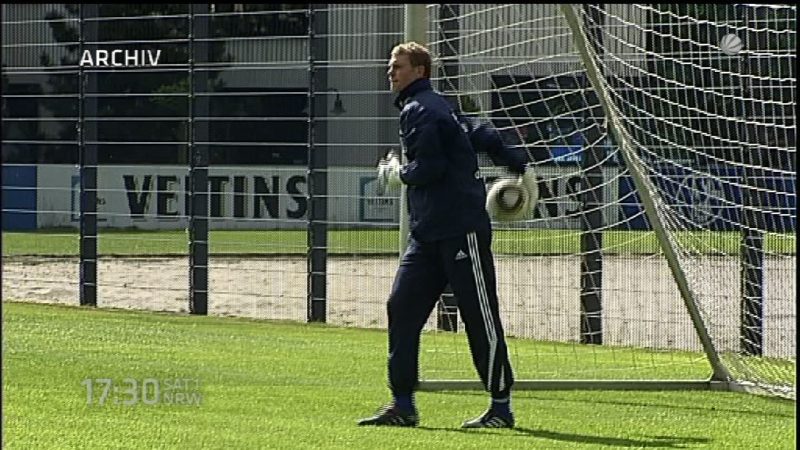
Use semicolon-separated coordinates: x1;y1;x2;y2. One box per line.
391;42;432;78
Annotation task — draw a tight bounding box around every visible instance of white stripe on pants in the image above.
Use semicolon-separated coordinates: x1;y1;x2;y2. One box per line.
466;231;501;392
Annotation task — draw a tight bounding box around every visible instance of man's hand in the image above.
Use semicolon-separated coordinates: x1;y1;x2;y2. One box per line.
376;150;403;194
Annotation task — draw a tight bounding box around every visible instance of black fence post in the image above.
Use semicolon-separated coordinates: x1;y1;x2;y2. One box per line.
79;4;98;307
579;4;605;344
307;4;328;322
738;9;763;355
188;4;209;315
436;4;461;332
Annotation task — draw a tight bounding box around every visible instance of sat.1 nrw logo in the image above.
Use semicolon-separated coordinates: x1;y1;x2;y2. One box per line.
79;49;162;67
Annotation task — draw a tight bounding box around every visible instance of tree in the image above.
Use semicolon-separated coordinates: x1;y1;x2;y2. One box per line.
41;4;232;164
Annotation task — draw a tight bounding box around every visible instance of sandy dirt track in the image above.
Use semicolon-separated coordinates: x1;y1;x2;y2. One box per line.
3;254;795;359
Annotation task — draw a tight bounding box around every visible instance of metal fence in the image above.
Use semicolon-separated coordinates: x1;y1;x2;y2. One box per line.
3;4;406;327
2;4;795;361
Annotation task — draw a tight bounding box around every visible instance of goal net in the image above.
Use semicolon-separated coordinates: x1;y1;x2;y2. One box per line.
419;4;795;399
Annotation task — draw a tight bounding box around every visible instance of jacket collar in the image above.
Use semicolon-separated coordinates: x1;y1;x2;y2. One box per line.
393;78;432;110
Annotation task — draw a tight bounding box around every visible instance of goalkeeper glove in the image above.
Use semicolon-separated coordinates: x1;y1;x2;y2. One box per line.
520;166;538;204
376;150;402;194
486;167;539;222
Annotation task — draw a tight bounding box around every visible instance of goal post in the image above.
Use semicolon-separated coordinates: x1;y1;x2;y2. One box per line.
558;3;732;383
415;4;796;400
399;4;428;258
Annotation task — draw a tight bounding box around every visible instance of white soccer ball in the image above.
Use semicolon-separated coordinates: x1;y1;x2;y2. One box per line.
486;177;535;222
720;33;743;56
498;185;522;210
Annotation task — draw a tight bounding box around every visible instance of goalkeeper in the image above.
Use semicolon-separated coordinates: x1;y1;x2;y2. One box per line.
358;42;535;429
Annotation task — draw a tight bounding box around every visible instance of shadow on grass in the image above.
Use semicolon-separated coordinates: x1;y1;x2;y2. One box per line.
431;390;794;419
416;426;711;448
535;392;793;419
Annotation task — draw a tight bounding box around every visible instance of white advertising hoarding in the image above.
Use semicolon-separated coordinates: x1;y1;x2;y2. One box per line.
35;165;618;230
36;165;399;230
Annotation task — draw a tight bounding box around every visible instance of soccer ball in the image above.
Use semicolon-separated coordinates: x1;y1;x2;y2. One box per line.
486;177;535;221
720;33;743;56
496;184;525;211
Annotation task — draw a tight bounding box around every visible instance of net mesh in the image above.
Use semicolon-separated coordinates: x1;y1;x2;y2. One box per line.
425;3;795;398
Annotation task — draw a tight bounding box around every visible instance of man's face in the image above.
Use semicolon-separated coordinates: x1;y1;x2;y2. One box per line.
387;53;424;93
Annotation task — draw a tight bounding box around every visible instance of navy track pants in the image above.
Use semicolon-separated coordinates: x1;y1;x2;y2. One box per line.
387;228;514;398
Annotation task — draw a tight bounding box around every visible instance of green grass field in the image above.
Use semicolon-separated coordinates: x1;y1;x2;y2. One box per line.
2;228;796;256
3;302;795;449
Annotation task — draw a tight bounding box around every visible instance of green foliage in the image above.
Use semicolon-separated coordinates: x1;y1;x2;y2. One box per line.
211;4;308;36
37;5;232;163
150;78;191;115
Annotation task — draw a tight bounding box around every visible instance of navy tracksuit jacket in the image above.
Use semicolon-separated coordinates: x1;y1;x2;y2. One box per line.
388;78;528;398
